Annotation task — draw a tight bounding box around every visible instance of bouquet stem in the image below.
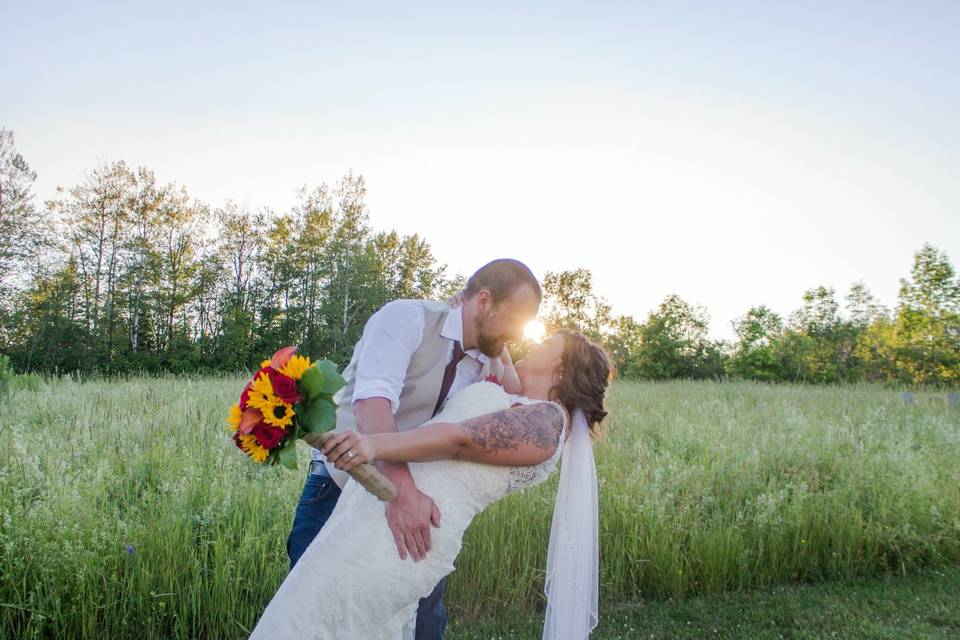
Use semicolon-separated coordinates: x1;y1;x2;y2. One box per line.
301;432;398;502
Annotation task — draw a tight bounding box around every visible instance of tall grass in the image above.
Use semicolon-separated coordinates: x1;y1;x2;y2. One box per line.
0;376;957;638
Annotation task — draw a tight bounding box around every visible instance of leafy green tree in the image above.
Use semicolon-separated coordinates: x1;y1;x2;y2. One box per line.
0;129;45;290
783;286;862;383
0;158;462;374
846;280;888;329
899;244;960;315
541;269;613;341
7;259;85;372
291;185;334;353
157;185;207;362
58;161;137;367
789;286;841;337
395;234;448;300
319;173;378;362
606;315;644;378
212;201;266;369
438;273;467;301
260;211;303;350
726;306;784;381
216;201;265;312
853;315;904;383
842;281;890;382
892;243;960;385
122;167;164;358
189;245;226;363
633;294;724;380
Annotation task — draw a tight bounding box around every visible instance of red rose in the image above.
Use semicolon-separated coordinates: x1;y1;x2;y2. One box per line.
271;373;302;405
252;422;286;449
484;374;502;386
256;366;278;382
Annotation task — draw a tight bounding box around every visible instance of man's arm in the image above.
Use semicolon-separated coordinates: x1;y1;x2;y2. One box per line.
353;397;441;562
346;300;440;562
353;398;413;487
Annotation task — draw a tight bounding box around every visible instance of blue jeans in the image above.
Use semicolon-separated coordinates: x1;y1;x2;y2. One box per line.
286;468;448;640
286;470;342;571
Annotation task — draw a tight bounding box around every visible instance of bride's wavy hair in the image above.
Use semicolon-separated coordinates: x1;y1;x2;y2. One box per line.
550;330;614;437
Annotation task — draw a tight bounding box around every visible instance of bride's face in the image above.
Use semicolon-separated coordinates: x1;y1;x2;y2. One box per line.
516;333;565;380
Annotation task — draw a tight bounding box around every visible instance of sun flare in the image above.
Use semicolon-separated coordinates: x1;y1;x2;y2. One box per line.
523;319;546;343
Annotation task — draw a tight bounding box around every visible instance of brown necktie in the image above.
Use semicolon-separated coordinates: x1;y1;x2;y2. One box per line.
433;340;465;417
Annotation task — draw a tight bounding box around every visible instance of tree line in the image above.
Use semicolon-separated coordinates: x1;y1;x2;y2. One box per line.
540;249;960;386
1;128;958;385
0;129;455;374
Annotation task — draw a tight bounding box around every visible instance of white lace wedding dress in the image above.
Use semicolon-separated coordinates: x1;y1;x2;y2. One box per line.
249;381;567;640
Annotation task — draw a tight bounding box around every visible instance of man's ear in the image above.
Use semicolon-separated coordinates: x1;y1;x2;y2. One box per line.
475;289;493;313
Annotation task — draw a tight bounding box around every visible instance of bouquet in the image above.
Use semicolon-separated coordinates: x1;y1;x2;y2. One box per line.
226;346;397;501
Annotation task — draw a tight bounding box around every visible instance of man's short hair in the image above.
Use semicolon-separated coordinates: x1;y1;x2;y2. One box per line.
463;259;542;305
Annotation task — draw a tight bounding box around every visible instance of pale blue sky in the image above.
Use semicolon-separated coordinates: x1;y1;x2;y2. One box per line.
3;1;959;338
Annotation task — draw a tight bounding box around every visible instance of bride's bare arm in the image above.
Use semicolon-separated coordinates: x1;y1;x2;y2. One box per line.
321;403;565;471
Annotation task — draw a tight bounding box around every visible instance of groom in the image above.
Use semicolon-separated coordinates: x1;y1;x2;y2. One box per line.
286;258;541;639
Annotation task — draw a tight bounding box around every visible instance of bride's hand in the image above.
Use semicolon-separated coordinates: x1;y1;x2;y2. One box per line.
498;346;523;394
321;431;376;471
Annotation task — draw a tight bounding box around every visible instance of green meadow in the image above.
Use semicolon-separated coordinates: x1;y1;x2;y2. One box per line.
1;376;958;639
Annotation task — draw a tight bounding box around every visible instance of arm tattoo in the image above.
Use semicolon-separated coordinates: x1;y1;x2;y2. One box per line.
461;403;564;453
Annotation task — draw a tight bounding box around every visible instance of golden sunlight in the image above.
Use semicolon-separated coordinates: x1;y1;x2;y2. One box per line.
523;319;546;343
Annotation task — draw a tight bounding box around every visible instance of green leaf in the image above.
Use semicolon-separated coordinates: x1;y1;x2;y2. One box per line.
316;359;346;396
301;399;337;433
299;365;325;401
278;440;298;470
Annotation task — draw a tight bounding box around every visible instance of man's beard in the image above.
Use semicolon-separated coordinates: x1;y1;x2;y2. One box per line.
476;332;505;358
475;312;505;357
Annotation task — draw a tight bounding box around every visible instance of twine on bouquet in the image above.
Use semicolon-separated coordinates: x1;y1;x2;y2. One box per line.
300;431;396;500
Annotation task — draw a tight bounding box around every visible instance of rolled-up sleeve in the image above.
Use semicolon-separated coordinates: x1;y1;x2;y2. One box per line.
351;300;425;412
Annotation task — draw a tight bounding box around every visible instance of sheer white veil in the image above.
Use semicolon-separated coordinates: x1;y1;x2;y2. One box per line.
542;408;599;639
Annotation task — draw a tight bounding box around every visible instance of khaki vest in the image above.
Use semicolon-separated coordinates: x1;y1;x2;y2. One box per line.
324;300;453;486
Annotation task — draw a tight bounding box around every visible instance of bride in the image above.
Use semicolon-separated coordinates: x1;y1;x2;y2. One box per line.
249;330;611;640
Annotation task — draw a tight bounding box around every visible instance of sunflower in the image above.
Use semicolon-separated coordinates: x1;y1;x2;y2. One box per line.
280;354;312;380
262;399;295;428
226;403;243;432
238;434;270;463
246;372;277;412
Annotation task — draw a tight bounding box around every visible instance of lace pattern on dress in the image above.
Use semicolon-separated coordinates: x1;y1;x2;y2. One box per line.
507;397;567;492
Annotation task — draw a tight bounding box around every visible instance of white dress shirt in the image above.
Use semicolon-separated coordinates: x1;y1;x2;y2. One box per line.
311;300;489;462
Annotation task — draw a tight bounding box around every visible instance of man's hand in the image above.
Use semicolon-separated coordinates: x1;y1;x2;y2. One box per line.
353;398;442;561
385;483;442;562
446;289;466;308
